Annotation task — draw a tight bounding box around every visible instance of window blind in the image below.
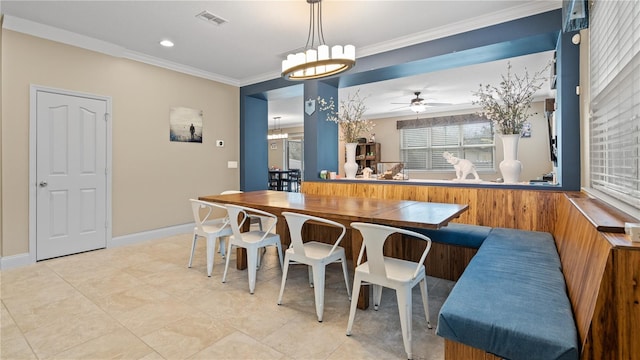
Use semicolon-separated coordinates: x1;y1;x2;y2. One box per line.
589;0;640;211
400;119;494;171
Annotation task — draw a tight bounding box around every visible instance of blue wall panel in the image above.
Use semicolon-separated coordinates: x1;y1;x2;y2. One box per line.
240;95;268;191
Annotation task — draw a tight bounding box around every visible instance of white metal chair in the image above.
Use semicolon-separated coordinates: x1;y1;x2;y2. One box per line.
189;199;233;277
220;190;266;231
346;222;433;360
277;212;351;322
222;204;284;294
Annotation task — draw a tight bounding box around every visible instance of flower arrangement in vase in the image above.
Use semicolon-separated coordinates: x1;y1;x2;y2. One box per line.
472;61;549;183
472;61;550;136
318;90;375;179
317;89;375;143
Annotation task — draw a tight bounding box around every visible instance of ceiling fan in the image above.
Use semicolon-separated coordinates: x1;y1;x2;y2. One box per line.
392;91;451;113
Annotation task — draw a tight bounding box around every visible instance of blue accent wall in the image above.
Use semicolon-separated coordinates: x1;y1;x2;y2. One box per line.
239;8;581;190
240;95;268;191
303;81;339;179
555;30;581;190
338;10;561;88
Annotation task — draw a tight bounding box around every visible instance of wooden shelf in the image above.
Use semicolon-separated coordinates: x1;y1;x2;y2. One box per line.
353;142;380;174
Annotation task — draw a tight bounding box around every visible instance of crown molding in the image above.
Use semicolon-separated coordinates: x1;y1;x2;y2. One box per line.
239;2;560;86
2;15;240;87
356;2;561;59
3;1;560;88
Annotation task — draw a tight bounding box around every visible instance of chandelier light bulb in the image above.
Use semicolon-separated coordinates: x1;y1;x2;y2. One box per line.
281;0;356;80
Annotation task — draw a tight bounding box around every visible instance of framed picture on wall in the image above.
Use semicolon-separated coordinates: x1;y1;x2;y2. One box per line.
521;122;532;138
170;107;203;143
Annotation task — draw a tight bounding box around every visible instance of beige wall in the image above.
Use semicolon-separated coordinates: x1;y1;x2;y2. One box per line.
1;30;240;256
268;126;303;170
0;16;4;256
369;102;554;182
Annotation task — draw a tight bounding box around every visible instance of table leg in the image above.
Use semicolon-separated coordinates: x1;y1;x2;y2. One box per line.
236;248;247;270
350;229;369;310
235;215;251;270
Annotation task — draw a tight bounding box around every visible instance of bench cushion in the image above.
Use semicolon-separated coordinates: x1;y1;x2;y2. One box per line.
410;223;491;248
436;228;579;360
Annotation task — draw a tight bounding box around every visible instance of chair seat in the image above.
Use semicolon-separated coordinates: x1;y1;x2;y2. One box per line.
286;241;344;261
199;223;232;235
233;231;279;244
356;257;425;284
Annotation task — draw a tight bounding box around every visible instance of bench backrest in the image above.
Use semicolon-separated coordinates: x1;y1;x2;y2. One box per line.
553;193;640;359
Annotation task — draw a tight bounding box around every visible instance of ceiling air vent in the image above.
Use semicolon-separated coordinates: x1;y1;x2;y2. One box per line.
196;10;228;26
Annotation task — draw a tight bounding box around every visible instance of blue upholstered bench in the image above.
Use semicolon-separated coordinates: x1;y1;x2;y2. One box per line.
410;223;491;248
436;228;579;360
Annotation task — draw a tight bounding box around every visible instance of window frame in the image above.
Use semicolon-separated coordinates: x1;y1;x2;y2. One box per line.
399;119;496;172
582;0;640;215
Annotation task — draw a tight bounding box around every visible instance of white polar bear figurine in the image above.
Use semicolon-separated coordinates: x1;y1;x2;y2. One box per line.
443;151;480;181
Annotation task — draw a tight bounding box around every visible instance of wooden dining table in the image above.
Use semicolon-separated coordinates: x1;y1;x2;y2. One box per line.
199;190;468;308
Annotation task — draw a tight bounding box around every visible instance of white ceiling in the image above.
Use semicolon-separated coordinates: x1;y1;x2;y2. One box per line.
1;0;560;127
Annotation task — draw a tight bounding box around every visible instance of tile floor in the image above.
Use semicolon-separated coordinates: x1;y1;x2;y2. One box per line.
1;233;454;360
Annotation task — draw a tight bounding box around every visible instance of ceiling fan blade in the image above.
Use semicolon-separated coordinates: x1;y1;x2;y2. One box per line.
423;102;452;106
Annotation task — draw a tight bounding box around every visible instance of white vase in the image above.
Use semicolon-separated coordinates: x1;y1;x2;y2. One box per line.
344;143;359;179
499;134;522;184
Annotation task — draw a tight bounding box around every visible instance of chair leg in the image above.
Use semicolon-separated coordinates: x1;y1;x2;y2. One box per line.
188;233;198;268
222;241;233;283
308;265;314;287
340;256;352;300
275;241;284;270
311;265;326;322
277;256;291;305
247;247;258;294
419;278;432;329
373;284;383;310
206;236;215;277
219;237;226;259
346;275;361;336
396;287;413;360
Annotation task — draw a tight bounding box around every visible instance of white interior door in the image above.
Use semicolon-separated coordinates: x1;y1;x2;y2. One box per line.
36;91;108;260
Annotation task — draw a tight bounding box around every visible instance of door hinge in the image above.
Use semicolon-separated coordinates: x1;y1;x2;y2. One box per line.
104;113;110;121
105;168;108;175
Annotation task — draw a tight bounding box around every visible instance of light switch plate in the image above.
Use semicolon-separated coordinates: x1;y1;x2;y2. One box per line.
227;161;238;169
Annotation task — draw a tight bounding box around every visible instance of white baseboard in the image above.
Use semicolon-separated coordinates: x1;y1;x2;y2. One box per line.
0;253;33;271
109;223;193;248
0;223;193;271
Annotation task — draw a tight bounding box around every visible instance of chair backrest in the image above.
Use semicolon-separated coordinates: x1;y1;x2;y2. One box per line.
190;199;228;234
351;222;432;279
225;204;278;241
282;212;346;256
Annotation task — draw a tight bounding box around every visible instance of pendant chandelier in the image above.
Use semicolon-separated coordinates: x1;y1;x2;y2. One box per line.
268;117;289;140
281;0;355;81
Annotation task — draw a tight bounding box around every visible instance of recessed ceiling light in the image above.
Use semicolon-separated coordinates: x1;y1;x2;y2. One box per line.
160;39;174;48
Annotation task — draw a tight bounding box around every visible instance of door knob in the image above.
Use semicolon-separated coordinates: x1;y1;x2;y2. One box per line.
39;181;48;187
